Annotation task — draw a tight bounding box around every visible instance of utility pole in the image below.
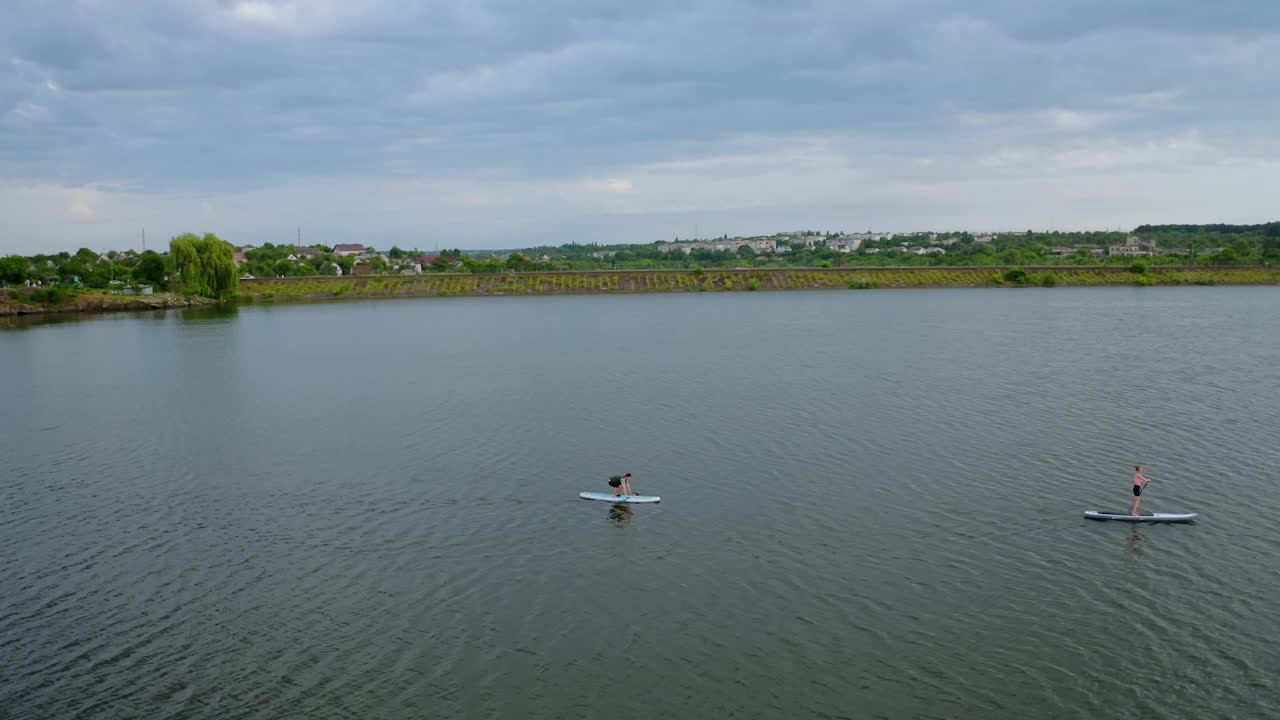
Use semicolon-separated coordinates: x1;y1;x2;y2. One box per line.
142;227;146;254
297;227;301;246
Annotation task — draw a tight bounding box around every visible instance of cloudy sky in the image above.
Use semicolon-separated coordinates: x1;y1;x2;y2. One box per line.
2;0;1278;254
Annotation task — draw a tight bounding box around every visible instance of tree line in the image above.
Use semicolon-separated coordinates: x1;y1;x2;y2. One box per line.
2;233;238;299
5;225;1277;299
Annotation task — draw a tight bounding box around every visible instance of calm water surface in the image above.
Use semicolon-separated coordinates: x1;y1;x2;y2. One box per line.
2;287;1279;719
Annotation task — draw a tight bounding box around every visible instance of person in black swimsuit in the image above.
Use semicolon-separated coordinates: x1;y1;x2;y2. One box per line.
1129;465;1151;515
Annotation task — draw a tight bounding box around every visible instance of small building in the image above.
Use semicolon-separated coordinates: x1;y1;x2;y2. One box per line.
827;237;860;253
1109;244;1153;257
334;244;366;257
352;265;373;276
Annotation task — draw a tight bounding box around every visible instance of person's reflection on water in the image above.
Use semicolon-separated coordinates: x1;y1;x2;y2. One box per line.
1126;524;1145;558
608;504;633;527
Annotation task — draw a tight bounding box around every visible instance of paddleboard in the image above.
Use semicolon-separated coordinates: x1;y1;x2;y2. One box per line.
579;492;661;504
1083;510;1197;523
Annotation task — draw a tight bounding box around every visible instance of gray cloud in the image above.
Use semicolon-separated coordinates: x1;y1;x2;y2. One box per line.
1;0;1278;253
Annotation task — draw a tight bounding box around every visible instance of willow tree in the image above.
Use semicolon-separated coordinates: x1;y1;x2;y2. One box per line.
169;233;239;298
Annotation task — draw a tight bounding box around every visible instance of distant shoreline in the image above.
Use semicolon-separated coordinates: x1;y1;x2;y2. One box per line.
3;266;1275;318
235;266;1277;303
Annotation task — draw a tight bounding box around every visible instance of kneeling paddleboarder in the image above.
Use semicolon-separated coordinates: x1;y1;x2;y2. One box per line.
608;472;635;498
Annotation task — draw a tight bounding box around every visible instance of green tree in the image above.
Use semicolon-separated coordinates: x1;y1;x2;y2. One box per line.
1263;236;1280;263
131;251;167;287
82;262;114;289
1211;248;1242;266
169;233;239;298
0;255;30;284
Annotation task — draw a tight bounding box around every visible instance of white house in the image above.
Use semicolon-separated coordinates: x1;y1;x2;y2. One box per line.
334;244;365;257
827;236;862;253
1109;244;1152;257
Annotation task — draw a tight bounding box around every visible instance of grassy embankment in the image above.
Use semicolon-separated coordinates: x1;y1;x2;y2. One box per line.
5;266;1273;316
237;266;1278;302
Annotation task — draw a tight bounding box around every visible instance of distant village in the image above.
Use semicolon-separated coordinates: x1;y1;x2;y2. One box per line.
589;231;1208;260
227;229;1219;279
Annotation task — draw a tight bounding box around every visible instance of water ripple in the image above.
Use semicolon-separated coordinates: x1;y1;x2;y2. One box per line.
2;289;1279;719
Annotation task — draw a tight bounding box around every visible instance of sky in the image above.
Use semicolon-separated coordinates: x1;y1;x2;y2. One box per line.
2;0;1279;254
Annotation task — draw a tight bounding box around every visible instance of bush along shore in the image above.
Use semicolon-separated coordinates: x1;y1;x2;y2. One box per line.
235;265;1279;303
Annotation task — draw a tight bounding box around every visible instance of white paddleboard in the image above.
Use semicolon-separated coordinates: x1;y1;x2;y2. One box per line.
579;492;661;504
1083;510;1197;523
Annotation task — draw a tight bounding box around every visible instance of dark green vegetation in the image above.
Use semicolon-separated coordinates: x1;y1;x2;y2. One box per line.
1;233;237;313
1;233;237;298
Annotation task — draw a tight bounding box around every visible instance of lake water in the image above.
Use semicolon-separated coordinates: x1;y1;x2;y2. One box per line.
2;287;1279;720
